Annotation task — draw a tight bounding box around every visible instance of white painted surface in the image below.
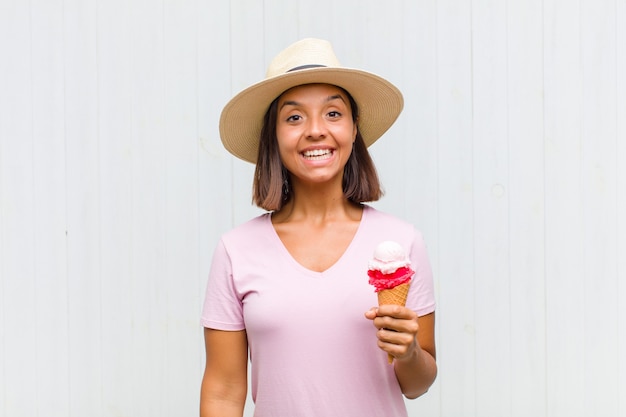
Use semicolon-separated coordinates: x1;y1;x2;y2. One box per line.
0;1;624;416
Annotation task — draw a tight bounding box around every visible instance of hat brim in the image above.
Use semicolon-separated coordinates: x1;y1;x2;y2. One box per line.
219;66;404;164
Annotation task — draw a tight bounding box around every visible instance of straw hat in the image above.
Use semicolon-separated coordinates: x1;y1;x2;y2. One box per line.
219;38;404;164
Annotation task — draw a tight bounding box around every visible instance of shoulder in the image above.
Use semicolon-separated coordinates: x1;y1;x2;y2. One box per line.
361;205;427;252
222;213;271;239
217;212;274;253
362;205;418;235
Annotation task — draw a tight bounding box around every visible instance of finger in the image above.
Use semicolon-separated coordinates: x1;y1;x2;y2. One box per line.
376;304;417;320
378;326;415;343
377;329;416;357
373;315;419;334
364;307;379;320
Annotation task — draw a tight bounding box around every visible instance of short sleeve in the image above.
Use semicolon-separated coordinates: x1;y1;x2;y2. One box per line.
201;238;246;330
407;230;436;317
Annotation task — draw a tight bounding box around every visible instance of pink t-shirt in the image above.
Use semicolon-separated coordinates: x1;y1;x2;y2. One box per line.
201;205;435;417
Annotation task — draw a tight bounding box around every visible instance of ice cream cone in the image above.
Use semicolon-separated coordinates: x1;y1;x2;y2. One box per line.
377;282;411;363
368;241;415;364
377;282;410;306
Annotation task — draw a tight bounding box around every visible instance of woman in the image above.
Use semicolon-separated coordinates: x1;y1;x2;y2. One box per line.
200;38;437;417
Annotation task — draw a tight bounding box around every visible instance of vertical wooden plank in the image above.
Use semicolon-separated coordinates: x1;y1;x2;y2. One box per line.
618;3;626;415
543;0;585;416
0;3;5;403
435;1;475;416
128;1;168;415
580;0;619;415
471;1;511;416
362;0;407;220
0;2;37;416
400;0;439;240
398;1;441;415
296;0;334;38
329;0;366;66
228;1;265;96
162;1;202;414
31;0;70;415
507;1;547;416
618;1;626;414
229;0;267;226
96;0;135;415
63;0;103;414
0;26;3;405
198;0;232;328
264;0;298;48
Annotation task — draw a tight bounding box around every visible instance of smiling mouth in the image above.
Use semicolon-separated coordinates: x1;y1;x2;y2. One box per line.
302;149;333;160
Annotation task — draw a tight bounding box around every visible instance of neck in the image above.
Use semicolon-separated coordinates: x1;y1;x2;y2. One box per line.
273;180;361;224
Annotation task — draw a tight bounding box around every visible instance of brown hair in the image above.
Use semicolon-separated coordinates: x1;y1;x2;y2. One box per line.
252;87;383;211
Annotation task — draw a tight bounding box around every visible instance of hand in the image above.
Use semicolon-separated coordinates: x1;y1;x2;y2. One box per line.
364;305;420;362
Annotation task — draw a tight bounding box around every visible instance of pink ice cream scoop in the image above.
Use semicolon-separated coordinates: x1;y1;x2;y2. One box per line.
367;241;414;292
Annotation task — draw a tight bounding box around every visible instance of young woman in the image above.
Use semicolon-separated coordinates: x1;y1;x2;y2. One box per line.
200;38;437;417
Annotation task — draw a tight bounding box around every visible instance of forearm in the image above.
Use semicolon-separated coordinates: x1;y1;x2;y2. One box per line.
200;329;248;417
200;397;245;417
394;344;437;399
200;381;246;417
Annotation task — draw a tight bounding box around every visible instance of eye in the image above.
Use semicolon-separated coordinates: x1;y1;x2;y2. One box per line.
286;114;302;122
327;111;341;118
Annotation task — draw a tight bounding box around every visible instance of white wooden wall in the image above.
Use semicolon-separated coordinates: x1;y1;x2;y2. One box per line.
0;1;624;416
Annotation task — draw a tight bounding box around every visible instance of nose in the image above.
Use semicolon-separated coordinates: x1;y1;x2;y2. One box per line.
304;115;327;140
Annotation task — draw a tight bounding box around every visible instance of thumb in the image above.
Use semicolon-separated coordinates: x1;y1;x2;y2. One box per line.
364;307;378;320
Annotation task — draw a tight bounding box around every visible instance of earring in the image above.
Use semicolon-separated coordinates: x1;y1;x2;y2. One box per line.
282;177;290;199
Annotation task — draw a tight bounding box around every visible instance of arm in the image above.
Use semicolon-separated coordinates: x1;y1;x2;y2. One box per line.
200;328;249;417
392;311;437;398
365;308;437;399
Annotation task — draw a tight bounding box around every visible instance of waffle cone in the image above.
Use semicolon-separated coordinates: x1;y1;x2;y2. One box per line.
377;282;410;306
377;282;411;363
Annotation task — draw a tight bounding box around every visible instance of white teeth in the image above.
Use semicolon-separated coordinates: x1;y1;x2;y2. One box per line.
303;149;332;159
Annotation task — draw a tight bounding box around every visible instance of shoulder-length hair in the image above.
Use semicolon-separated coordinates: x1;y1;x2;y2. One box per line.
252;86;383;211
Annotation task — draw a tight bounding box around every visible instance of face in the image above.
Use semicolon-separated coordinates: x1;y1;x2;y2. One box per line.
275;83;357;187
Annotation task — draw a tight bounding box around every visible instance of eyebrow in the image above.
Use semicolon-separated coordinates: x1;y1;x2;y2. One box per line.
279;94;346;111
